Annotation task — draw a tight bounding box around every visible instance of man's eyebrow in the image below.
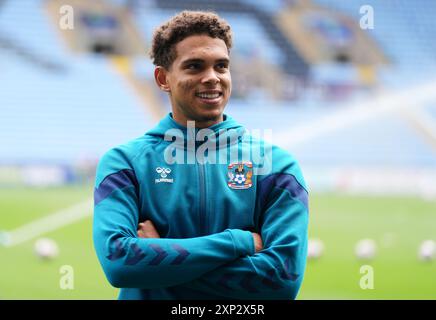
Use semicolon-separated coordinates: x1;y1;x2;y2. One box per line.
181;58;204;65
216;58;230;64
181;58;230;65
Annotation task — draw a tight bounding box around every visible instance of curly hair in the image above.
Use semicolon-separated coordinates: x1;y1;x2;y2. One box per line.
150;10;233;69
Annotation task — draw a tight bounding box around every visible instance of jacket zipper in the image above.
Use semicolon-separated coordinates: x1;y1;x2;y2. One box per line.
197;162;207;235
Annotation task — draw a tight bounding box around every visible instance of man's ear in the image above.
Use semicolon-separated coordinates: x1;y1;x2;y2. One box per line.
154;66;170;92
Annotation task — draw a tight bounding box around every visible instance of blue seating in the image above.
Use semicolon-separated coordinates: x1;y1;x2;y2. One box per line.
313;0;436;87
0;0;152;164
290;114;436;167
1;0;435;169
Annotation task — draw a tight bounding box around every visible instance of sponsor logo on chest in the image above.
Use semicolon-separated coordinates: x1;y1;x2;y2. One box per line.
155;167;173;184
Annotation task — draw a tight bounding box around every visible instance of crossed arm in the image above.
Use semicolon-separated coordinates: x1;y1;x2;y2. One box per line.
94;181;308;298
137;220;264;253
136;189;308;299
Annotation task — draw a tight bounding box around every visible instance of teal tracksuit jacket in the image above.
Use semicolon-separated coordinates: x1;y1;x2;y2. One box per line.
93;113;309;299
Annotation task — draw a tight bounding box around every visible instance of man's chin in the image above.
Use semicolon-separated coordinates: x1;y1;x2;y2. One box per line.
194;109;224;126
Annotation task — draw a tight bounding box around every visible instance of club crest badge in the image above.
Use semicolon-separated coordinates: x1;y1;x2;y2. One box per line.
227;162;253;190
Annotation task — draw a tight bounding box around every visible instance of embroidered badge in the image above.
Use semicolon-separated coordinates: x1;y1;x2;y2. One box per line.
227;162;253;190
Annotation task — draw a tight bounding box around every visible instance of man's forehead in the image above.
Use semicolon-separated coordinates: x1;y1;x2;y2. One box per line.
174;35;229;62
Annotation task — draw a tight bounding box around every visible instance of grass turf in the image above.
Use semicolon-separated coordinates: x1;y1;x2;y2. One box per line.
0;186;435;299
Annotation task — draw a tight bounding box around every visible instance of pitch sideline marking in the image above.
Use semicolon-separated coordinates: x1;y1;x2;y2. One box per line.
0;198;93;248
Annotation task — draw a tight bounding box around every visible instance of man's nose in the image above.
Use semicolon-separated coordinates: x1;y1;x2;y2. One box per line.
201;68;220;85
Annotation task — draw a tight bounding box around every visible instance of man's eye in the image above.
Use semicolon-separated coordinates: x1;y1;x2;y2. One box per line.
187;64;200;70
216;63;228;69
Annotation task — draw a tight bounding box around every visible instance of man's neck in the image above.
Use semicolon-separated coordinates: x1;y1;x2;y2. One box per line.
171;113;224;129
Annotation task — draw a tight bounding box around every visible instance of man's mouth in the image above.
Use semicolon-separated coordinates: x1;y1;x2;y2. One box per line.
195;92;221;99
195;90;223;100
194;90;223;105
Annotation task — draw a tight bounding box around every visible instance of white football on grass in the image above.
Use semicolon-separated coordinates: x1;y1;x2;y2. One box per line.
34;238;59;260
355;239;376;260
418;240;436;262
307;238;324;259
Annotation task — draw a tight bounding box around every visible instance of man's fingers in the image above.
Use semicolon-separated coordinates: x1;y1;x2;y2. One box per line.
137;220;160;238
143;220;155;229
137;223;146;237
251;232;263;253
145;220;161;238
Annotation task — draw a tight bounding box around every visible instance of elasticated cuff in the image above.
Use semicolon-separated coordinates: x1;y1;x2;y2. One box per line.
226;229;255;257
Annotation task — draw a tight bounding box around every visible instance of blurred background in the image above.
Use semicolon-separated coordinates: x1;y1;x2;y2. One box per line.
1;0;435;299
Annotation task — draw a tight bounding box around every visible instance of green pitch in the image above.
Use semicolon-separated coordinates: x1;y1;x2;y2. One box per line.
0;186;435;299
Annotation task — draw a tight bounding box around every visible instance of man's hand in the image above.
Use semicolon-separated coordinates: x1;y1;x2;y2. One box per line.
137;220;160;238
251;232;263;253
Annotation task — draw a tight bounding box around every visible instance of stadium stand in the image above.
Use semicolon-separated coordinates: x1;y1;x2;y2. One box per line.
314;0;436;87
1;0;435;179
0;0;151;165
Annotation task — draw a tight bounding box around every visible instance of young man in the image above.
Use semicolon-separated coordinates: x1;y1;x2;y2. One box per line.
93;10;309;300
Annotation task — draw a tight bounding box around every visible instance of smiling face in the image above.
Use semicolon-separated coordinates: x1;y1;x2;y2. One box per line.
155;34;232;128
